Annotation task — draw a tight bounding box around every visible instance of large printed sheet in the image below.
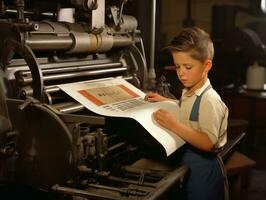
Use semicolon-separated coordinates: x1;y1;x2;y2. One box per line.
58;77;185;156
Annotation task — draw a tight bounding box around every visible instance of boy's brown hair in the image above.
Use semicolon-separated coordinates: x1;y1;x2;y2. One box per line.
165;27;214;62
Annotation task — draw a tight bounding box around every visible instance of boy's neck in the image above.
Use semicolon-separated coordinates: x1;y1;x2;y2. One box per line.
185;77;208;96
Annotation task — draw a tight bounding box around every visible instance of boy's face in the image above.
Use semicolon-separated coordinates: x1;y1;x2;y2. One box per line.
172;51;211;88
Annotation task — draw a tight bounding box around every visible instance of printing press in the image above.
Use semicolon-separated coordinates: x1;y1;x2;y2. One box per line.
0;0;188;199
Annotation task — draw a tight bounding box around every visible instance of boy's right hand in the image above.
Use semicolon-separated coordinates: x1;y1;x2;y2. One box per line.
144;92;167;102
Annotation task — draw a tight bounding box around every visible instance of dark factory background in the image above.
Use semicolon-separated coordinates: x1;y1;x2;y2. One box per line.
1;0;266;199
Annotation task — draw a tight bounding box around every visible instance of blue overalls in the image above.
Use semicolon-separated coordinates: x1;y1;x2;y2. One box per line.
179;85;225;200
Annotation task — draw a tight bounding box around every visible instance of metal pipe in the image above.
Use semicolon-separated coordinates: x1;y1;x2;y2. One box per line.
6;9;54;18
18;67;128;85
52;185;122;200
52;102;81;110
113;35;141;47
87;183;148;197
26;35;73;50
19;75;134;97
182;0;195;27
146;166;188;200
19;62;123;75
107;175;156;188
45;85;61;93
27;33;139;52
121;166;166;179
19;77;136;107
108;141;127;152
148;0;157;81
59;103;85;114
46;75;133;92
11;59;117;70
46;93;66;104
112;35;134;47
20;86;61;98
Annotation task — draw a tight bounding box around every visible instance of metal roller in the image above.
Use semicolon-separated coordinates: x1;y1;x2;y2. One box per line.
26;21;140;53
16;67;128;85
16;62;123;75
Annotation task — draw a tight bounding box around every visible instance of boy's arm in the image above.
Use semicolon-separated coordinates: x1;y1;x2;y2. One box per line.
144;92;170;102
170;121;214;152
153;109;214;152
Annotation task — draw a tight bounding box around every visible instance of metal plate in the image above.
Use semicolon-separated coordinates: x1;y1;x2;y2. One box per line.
7;99;73;190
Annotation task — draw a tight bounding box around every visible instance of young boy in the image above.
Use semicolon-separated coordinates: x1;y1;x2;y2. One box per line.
145;27;228;200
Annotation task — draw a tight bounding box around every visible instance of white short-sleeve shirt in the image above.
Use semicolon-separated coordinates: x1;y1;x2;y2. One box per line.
179;79;228;149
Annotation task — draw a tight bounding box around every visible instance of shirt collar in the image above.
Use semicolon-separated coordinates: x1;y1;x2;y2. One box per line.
182;79;211;97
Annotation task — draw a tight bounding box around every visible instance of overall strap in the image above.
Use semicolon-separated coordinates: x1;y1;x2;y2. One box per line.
189;85;212;121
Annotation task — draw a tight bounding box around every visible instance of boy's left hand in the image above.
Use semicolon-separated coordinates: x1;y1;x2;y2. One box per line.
153;109;177;131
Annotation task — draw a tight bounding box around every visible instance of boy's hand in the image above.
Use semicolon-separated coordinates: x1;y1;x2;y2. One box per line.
153;109;177;131
144;92;167;102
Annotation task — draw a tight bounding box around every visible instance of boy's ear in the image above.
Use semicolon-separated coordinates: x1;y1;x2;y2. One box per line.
204;59;212;71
